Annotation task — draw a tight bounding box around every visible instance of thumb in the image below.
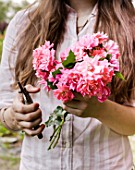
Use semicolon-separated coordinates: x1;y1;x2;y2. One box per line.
25;84;40;93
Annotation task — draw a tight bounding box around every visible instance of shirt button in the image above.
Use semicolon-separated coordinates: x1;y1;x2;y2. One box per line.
65;114;71;121
62;141;71;148
66;142;71;148
62;141;66;148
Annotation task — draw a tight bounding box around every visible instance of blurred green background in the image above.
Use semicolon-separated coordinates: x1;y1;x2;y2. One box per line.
0;1;33;169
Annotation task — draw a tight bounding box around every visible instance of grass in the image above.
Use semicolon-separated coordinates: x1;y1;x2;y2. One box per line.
0;155;20;170
0;123;12;137
0;155;20;166
0;35;4;59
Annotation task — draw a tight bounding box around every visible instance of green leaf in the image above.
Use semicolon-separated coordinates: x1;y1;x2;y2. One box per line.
54;106;63;113
44;106;69;150
115;71;125;80
47;80;57;90
106;54;112;61
62;50;76;68
52;68;62;77
45;106;67;127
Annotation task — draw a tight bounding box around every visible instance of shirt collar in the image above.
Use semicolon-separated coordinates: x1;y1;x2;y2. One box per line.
65;2;98;17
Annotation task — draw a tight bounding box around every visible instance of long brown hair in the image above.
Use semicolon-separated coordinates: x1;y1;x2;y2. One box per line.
14;0;135;103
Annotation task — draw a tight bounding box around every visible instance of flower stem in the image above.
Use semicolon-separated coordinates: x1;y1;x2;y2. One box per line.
48;117;65;150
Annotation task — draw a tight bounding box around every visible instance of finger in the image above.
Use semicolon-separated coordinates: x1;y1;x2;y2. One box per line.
23;124;45;136
64;100;87;110
15;108;42;121
63;105;83;117
16;92;24;103
13;99;39;113
25;84;40;93
73;92;89;101
18;118;42;129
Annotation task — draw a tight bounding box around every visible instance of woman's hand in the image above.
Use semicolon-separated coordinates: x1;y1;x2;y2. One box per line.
63;92;100;118
63;92;135;136
9;84;45;136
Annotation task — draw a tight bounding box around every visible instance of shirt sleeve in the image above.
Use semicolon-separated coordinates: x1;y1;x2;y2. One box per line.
0;10;29;109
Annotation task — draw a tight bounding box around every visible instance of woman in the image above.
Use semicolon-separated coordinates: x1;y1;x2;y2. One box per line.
0;0;135;169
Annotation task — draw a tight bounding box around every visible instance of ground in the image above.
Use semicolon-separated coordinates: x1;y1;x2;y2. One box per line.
0;139;21;170
0;125;22;170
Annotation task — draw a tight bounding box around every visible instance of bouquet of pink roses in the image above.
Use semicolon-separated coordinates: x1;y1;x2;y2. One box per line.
33;32;124;150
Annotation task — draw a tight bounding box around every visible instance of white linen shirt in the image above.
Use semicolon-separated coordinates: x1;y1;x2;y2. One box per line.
0;5;134;170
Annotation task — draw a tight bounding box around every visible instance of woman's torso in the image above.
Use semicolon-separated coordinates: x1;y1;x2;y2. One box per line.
0;4;133;170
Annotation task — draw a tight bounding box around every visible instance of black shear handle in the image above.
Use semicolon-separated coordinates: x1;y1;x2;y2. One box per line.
18;82;43;139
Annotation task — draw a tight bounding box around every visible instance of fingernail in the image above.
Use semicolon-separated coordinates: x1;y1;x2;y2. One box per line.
35;103;39;107
41;124;45;128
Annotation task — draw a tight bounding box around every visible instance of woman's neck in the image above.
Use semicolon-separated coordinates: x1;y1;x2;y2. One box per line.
68;0;97;17
68;0;98;34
